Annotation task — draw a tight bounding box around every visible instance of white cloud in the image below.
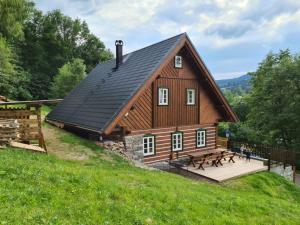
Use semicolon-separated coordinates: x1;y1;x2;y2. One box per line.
96;0;165;29
34;0;300;78
34;0;300;49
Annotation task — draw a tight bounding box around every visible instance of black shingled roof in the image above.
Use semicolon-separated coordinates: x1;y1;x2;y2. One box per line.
47;33;185;132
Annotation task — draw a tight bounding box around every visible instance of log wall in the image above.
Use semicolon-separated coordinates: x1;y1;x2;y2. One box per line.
129;124;217;164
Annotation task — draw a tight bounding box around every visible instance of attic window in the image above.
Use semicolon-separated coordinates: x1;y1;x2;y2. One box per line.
158;88;168;105
174;55;183;68
187;89;195;105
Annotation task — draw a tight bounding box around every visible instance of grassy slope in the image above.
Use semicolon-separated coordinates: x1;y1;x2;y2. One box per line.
0;116;300;224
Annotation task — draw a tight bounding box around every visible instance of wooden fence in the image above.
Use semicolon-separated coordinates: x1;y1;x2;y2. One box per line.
228;140;296;170
217;137;228;149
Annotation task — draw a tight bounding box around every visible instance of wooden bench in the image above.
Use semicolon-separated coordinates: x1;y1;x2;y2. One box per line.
198;154;223;170
221;152;236;163
197;151;236;170
188;149;225;167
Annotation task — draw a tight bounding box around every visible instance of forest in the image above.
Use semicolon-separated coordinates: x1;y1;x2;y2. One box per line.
219;50;300;167
0;0;113;100
1;1;299;165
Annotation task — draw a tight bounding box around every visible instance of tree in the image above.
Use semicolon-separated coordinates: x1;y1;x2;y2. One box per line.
0;2;112;100
0;0;33;41
0;0;33;100
21;9;113;99
0;36;32;99
0;36;15;96
247;50;300;149
50;58;86;98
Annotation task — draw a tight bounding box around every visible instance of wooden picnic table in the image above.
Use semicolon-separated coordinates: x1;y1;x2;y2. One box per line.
188;148;237;170
188;149;226;167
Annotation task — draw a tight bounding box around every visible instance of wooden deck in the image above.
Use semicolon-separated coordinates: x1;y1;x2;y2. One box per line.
182;157;268;182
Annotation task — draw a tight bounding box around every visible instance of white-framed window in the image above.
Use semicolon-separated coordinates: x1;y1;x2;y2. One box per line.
158;88;168;105
196;129;206;148
143;135;155;156
187;89;195;105
174;55;183;68
172;132;183;151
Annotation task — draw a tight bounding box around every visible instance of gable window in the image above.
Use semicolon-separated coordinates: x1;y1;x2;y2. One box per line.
174;55;183;68
143;135;155;156
187;89;195;105
172;132;183;151
158;88;168;105
196;129;206;148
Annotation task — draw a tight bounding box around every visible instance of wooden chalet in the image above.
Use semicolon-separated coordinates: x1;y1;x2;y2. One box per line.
47;33;239;164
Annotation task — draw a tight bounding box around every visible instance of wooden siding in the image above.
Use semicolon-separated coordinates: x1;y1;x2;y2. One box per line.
129;124;217;164
119;86;152;130
118;46;223;131
153;77;199;127
199;83;222;124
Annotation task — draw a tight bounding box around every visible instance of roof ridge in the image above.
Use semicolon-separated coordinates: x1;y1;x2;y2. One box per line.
124;32;186;56
96;33;186;66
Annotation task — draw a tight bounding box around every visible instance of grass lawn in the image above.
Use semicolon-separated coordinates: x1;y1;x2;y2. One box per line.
0;122;300;224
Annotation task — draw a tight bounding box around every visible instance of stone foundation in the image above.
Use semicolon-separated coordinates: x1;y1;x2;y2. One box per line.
271;164;294;181
96;140;130;160
96;135;157;170
96;135;144;162
124;135;144;162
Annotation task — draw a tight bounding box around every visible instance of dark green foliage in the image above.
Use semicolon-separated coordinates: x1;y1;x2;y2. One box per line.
0;36;32;99
50;58;86;98
0;36;15;96
20;9;113;99
0;0;112;100
247;50;300;149
0;0;33;41
220;50;300;167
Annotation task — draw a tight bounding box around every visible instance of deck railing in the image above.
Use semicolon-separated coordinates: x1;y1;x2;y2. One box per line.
217;136;228;149
228;140;296;171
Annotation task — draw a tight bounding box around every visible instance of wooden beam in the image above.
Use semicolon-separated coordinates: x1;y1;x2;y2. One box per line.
0;99;62;106
10;141;46;153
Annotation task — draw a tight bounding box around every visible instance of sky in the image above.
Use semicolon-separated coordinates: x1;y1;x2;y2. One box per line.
34;0;300;80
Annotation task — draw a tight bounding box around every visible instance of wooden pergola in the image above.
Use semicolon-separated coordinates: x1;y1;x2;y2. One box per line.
0;99;62;153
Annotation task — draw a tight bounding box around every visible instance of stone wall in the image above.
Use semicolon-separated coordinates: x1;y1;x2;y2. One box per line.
271;164;294;181
124;135;144;162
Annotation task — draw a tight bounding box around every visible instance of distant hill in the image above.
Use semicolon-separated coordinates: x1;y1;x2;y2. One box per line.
216;75;251;92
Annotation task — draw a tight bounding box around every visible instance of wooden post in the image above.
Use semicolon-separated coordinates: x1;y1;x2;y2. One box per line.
36;105;47;153
215;126;218;149
284;150;287;169
293;166;296;183
268;152;271;171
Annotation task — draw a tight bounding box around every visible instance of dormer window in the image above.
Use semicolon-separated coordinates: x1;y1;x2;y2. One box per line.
174;55;182;68
158;88;168;105
187;89;195;105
